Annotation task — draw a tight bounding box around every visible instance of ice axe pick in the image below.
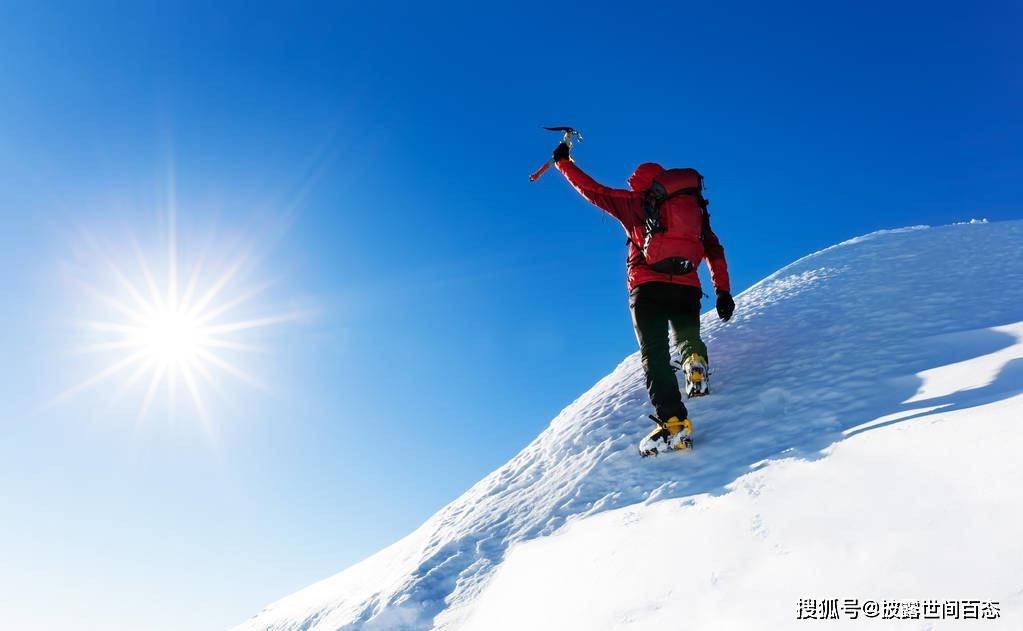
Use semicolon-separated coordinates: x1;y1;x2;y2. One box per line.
528;126;583;182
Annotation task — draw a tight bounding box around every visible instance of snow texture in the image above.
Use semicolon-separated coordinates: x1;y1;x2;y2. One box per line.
233;220;1023;631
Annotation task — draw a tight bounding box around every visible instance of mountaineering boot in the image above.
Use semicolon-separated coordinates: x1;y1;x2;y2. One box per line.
682;353;709;398
638;415;694;457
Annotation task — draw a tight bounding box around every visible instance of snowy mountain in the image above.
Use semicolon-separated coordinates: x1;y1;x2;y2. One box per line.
233;220;1023;631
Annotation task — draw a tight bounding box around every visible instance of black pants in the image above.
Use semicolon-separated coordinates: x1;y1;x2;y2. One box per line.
629;282;708;421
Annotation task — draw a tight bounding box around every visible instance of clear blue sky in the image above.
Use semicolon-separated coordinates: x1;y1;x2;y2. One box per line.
0;1;1019;629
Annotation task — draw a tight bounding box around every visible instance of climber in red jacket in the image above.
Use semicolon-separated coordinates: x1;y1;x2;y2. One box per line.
552;142;735;455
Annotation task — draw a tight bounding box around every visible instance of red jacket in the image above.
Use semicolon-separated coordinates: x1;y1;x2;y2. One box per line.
557;159;731;293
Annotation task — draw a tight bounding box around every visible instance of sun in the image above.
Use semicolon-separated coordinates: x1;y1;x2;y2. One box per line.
58;209;303;424
138;307;204;364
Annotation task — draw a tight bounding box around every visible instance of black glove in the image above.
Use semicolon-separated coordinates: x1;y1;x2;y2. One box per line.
716;290;735;322
552;142;571;162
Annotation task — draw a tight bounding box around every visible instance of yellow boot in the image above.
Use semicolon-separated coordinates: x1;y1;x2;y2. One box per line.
639;415;694;457
664;416;694;450
682;353;709;398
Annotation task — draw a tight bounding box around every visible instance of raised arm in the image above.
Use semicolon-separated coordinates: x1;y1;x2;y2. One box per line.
555;159;642;226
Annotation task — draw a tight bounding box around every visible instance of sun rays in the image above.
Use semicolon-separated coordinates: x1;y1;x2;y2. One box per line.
57;209;304;426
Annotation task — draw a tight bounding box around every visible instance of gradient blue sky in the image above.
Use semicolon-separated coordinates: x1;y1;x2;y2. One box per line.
1;1;1020;629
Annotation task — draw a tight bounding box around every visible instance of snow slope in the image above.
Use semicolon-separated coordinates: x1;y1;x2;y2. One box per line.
464;324;1023;630
233;220;1023;631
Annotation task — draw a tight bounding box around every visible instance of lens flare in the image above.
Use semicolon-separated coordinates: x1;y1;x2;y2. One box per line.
56;209;305;426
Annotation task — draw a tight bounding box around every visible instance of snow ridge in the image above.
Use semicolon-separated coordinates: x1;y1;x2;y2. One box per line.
233;220;1023;631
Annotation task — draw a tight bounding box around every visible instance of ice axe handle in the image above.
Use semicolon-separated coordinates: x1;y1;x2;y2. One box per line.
529;127;580;182
529;159;554;182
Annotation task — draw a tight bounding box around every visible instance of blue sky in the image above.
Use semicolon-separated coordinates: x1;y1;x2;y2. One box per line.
0;1;1019;629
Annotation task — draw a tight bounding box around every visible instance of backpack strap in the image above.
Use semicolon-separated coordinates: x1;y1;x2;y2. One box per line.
666;186;702;200
642;190;665;237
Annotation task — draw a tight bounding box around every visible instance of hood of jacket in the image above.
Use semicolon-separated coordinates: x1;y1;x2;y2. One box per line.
627;162;665;191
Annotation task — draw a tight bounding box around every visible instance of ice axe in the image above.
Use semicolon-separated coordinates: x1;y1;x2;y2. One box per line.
528;126;583;182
